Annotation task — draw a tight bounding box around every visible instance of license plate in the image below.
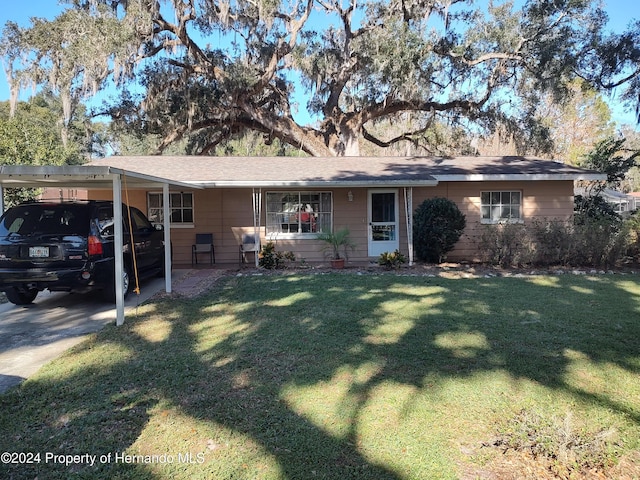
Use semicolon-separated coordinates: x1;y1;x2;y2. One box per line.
29;246;49;258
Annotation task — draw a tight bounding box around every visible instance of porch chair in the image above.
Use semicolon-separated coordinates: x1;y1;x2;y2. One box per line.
239;233;259;265
192;233;215;265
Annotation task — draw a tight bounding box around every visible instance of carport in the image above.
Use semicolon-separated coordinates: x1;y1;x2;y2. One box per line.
0;165;201;325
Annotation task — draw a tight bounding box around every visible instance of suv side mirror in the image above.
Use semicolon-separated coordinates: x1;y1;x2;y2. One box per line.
154;224;163;231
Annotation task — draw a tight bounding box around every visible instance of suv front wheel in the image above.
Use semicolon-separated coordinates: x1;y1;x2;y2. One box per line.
6;287;38;305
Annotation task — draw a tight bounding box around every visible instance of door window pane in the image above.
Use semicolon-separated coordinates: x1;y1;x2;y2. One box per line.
372;225;396;241
372;193;395;222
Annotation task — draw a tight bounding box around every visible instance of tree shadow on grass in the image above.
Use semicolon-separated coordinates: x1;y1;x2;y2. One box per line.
0;273;638;479
0;345;160;479
162;273;639;476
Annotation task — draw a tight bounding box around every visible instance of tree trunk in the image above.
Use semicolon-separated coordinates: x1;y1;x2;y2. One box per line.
340;124;360;156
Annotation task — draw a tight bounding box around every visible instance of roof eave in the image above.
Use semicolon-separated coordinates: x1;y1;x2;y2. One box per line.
192;179;440;188
433;173;607;182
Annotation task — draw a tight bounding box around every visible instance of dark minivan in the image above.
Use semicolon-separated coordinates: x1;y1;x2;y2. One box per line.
0;200;165;305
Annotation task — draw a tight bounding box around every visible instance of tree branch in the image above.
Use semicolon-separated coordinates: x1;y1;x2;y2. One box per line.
249;0;314;95
361;120;434;148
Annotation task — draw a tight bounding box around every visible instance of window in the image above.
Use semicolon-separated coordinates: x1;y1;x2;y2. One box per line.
148;192;194;225
130;207;155;232
0;205;89;236
266;192;332;235
481;191;522;222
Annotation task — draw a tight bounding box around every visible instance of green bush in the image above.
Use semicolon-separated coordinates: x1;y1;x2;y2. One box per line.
479;217;633;268
258;241;296;269
378;250;407;269
528;219;574;266
572;219;628;268
413;197;466;263
478;223;531;267
625;210;640;260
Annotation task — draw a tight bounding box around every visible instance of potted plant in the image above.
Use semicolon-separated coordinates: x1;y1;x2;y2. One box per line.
317;228;355;268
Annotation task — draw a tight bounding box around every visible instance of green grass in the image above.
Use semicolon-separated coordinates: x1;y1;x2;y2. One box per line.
1;273;639;479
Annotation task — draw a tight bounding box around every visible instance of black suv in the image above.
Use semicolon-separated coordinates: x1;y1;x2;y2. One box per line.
0;200;165;305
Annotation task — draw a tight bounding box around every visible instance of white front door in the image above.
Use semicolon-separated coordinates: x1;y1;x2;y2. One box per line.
368;189;399;257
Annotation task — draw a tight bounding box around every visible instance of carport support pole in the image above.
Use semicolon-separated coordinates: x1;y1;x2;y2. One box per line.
113;175;126;326
252;188;262;268
404;187;414;266
0;184;4;214
162;183;171;293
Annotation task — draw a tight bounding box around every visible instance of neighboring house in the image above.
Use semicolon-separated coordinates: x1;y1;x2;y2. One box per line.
601;189;635;213
83;155;604;265
575;187;637;214
627;192;640;211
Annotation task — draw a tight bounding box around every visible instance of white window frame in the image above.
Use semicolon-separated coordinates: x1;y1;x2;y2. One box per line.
480;191;523;224
265;191;333;237
148;191;194;228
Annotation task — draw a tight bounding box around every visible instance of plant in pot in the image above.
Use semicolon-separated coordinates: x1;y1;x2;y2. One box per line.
317;228;355;268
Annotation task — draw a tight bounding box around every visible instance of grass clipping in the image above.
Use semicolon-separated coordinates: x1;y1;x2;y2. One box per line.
487;408;619;479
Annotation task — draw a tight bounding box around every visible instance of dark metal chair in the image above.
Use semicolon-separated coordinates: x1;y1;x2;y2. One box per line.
192;233;215;265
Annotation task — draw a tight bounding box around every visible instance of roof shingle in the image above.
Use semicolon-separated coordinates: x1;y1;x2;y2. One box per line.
91;155;605;186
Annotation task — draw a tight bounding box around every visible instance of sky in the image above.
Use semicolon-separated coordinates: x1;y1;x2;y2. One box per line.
0;0;638;129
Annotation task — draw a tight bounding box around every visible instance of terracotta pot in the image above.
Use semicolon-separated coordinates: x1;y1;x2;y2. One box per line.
330;258;345;269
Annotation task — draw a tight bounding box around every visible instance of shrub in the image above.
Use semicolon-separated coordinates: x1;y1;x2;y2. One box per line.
624;211;640;260
378;250;407;269
258;241;296;269
478;223;531;267
572;219;628;268
528;219;574;266
479;217;632;268
413;197;466;263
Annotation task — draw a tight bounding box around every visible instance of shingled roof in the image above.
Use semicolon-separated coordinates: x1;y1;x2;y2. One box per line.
91;155;605;187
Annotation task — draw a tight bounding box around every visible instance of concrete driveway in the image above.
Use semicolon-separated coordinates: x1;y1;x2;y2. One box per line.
0;271;187;394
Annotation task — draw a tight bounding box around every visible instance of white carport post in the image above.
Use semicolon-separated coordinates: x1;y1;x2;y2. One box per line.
252;188;262;267
404;187;414;266
0;184;4;214
162;182;172;293
112;174;126;326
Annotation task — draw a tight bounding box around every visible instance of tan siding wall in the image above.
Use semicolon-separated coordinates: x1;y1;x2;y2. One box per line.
334;189;368;260
89;180;575;264
410;180;574;261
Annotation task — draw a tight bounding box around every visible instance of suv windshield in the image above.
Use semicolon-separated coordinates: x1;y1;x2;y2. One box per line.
0;204;91;237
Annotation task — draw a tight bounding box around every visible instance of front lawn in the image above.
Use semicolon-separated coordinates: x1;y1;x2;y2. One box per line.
1;273;639;479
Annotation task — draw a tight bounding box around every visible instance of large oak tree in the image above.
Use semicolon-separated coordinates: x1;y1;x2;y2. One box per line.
2;0;639;156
